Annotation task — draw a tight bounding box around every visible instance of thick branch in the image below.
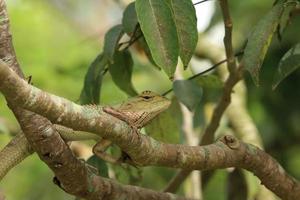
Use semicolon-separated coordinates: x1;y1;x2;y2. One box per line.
0;61;299;199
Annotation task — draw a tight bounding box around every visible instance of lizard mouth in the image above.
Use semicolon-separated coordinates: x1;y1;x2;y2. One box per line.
154;98;171;112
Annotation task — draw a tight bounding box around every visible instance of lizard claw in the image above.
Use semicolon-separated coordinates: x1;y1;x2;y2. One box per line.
118;151;139;168
130;126;141;141
93;139;121;164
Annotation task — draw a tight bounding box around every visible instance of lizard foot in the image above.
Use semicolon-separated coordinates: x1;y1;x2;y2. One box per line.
93;139;139;167
26;75;33;85
118;151;139;168
93;139;121;164
130;126;142;141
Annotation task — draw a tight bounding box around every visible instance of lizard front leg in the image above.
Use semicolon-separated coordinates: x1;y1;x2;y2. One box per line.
99;106;142;166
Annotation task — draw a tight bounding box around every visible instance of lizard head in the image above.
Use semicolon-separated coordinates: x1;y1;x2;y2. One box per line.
138;90;171;112
108;91;171;128
119;90;171;118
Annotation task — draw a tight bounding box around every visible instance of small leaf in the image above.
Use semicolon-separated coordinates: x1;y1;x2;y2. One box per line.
103;24;124;63
272;43;300;89
173;80;203;111
122;2;138;35
167;0;198;68
243;2;284;85
193;75;223;89
194;75;223;103
79;54;107;104
136;0;179;78
109;50;138;96
86;155;109;178
145;97;182;143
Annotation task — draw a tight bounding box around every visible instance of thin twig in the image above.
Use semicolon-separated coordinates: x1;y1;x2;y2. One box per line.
165;63;243;191
201;0;240;144
162;59;226;96
123;33;143;50
164;64;242;192
219;0;237;73
193;0;214;6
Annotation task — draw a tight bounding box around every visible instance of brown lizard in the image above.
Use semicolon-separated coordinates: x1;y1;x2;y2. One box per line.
93;90;171;165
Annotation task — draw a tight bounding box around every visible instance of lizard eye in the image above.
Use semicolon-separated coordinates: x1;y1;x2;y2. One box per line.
142;95;152;100
140;91;155;101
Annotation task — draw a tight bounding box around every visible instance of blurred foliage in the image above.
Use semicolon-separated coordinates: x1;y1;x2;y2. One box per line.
0;0;299;199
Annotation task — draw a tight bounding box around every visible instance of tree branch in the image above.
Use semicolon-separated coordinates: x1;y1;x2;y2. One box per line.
0;61;299;199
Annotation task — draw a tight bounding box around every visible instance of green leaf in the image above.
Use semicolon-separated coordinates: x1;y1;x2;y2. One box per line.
272;43;300;89
103;24;124;63
192;75;223;128
136;0;179;78
138;36;161;69
145;97;182;143
79;54;107;104
167;0;198;68
278;1;297;36
243;2;284;85
86;155;109;178
122;2;138;35
193;103;205;128
173;80;203;111
109;50;138;96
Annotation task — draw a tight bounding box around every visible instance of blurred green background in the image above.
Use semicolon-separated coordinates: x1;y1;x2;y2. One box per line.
0;0;299;199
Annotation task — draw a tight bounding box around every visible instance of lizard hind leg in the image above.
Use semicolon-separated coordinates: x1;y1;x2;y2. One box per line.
93;139;139;167
92;139;121;164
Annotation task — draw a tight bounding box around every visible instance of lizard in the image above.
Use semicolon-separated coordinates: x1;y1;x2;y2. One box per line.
92;90;171;165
